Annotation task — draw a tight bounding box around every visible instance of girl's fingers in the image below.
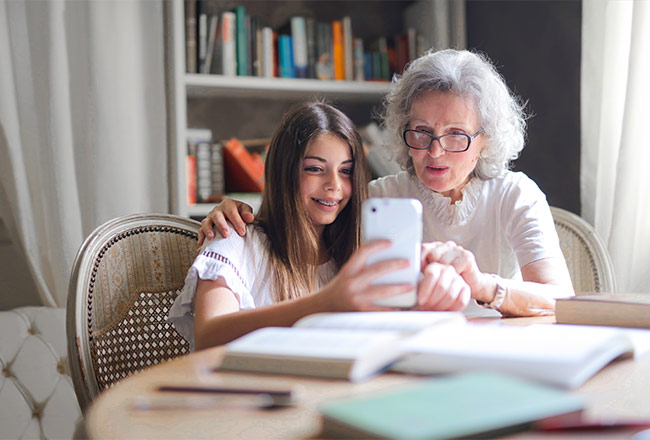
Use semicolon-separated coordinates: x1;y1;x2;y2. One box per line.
341;240;392;274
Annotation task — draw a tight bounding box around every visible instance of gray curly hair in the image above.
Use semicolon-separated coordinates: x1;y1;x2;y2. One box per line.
382;49;527;180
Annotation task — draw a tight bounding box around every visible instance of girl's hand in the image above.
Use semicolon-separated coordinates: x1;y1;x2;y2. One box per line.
421;241;495;303
198;199;255;244
416;261;470;311
315;240;415;312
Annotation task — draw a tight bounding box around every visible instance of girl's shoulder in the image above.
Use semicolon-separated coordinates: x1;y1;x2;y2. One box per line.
201;223;268;256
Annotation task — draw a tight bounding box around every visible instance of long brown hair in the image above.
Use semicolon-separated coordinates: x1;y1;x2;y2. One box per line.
255;100;370;302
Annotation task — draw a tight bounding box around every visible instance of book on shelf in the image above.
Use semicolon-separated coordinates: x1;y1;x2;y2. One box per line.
201;14;219;74
218;311;465;382
278;34;294;78
234;5;247;76
556;293;650;329
220;11;236;76
319;372;585;440
198;12;208;73
186;128;215;204
261;26;274;78
305;17;317;79
331;20;344;80
185;0;197;73
342;16;353;81
315;22;333;80
218;309;640;389
222;137;264;193
290;16;308;78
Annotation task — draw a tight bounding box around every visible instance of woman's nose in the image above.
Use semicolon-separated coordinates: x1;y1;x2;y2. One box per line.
427;139;445;158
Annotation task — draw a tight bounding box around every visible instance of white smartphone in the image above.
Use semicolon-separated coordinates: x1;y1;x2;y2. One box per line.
361;197;423;308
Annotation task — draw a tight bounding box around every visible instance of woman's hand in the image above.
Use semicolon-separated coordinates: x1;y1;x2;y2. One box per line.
315;240;415;312
416;261;471;311
198;198;255;245
421;241;495;303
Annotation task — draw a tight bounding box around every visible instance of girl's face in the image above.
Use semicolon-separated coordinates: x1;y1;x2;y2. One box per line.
300;133;353;235
407;90;485;203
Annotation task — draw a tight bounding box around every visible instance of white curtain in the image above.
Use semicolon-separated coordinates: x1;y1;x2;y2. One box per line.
581;0;650;292
0;0;168;307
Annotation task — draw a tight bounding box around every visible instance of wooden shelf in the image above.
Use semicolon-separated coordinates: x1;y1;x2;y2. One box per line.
185;74;391;101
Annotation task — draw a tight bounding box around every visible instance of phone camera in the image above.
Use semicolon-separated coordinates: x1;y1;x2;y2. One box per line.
371;207;376;213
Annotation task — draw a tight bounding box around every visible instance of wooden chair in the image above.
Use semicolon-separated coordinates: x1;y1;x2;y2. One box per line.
66;214;200;412
551;207;616;293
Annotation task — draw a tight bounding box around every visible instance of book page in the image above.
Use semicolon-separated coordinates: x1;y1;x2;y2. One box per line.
226;327;401;359
293;311;465;334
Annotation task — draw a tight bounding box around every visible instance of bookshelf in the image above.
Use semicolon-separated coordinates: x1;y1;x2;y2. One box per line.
166;1;466;219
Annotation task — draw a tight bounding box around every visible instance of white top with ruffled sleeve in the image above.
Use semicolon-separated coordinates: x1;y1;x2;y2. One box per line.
167;224;338;350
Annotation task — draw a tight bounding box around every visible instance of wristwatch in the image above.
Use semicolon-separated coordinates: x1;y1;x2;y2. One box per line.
478;274;507;310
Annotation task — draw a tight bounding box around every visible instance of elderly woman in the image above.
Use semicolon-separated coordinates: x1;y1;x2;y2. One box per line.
200;49;574;317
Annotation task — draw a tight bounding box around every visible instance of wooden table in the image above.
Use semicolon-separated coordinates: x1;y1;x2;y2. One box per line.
85;317;650;439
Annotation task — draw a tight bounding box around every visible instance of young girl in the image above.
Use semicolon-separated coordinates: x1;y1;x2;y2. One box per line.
168;101;469;351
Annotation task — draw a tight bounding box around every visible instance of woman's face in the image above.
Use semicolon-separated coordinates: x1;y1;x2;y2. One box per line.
407;90;485;203
300;133;353;235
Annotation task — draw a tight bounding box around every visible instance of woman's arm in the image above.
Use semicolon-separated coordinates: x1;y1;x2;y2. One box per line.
198;199;254;244
421;242;574;316
193;240;418;350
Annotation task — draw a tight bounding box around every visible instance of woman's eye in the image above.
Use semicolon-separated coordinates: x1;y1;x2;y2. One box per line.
340;168;353;175
304;166;322;172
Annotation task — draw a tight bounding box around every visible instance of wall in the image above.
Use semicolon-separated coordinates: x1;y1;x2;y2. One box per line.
466;0;582;214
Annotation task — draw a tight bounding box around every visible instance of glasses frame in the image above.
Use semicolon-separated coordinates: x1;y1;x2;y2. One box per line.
402;128;484;153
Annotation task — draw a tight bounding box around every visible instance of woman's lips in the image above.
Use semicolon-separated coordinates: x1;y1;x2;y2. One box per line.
425;165;448;176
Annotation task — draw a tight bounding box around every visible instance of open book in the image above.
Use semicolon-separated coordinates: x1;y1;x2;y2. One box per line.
218;312;636;388
392;323;634;389
218;311;464;382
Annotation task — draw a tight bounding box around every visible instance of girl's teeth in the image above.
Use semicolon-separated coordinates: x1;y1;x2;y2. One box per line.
316;199;338;206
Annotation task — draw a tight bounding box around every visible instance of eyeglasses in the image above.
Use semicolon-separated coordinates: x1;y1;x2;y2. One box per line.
403;129;484;153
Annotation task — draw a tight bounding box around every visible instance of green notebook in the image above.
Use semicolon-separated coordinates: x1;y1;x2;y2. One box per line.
320;372;584;439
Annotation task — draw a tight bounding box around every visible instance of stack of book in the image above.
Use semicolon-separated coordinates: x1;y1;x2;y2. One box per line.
184;1;423;81
186;130;266;205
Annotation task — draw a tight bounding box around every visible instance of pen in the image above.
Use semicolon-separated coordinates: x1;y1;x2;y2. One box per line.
157;385;293;398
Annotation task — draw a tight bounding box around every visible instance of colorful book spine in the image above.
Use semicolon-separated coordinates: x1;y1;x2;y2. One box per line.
291;16;308;79
342;16;353;81
332;20;344;80
261;26;274;78
234;5;247;76
354;38;365;81
221;11;236;76
278;35;295;78
223;138;265;193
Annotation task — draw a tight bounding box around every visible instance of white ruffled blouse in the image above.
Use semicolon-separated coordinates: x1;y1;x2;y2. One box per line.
167;225;338;350
369;170;564;317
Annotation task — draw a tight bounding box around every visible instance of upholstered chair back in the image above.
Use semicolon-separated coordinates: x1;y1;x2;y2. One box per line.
67;214;200;413
551;207;616;293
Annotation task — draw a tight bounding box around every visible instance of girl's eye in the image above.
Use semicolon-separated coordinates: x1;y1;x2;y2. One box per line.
304;166;322;172
340;168;353;175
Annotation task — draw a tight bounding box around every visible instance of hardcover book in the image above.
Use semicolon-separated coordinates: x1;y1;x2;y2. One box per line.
556;293;650;329
320;372;585;439
222;137;264;193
